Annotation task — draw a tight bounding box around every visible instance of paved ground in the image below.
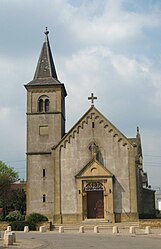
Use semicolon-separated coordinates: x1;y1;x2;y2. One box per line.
1;229;161;249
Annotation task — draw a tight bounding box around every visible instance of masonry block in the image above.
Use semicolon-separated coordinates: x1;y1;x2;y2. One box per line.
7;226;11;232
3;234;13;246
94;226;99;233
145;226;151;234
4;231;16;242
59;226;64;233
113;226;119;234
39;226;46;232
129;226;135;234
79;226;84;233
24;226;29;232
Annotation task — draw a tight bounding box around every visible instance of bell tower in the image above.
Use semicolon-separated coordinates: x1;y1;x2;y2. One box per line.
25;28;67;217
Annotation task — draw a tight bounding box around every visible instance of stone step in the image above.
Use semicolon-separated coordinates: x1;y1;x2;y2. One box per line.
52;221;139;231
81;221;139;227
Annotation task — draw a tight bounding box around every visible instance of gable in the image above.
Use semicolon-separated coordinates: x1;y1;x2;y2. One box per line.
52;106;133;151
76;159;113;178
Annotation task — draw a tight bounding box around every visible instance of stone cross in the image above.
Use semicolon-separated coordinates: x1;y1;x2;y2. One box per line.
88;93;97;106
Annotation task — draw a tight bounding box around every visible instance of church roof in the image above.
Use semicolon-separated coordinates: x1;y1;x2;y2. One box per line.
128;138;137;145
26;28;62;87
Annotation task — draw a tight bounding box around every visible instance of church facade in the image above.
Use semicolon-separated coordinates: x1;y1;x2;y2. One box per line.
25;29;155;223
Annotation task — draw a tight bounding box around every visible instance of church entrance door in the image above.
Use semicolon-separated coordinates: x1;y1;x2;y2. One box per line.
87;190;104;218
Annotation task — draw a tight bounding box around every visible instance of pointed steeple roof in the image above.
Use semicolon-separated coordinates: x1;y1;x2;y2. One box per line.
26;27;65;87
34;27;58;80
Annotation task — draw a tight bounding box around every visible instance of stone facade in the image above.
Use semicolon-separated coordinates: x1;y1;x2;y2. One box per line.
25;29;155;224
52;108;138;223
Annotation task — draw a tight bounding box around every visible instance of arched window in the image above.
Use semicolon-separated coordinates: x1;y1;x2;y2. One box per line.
38;99;43;112
45;99;49;112
38;95;49;112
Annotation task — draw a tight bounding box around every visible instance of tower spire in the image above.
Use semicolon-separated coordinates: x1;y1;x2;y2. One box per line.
33;27;58;81
25;28;67;97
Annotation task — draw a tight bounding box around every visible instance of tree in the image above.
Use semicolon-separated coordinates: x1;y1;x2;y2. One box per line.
8;188;26;214
0;161;19;218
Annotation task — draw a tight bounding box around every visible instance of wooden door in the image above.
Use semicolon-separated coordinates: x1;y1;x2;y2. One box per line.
87;190;104;218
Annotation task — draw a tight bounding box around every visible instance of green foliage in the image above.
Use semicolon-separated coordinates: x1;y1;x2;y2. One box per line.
28;221;36;231
9;189;26;214
9;213;48;231
0;161;19;218
9;220;28;231
23;213;48;231
6;210;24;222
26;213;48;224
9;220;37;231
0;215;4;221
0;161;19;190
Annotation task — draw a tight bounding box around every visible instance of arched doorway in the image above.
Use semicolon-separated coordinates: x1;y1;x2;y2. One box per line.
85;182;104;218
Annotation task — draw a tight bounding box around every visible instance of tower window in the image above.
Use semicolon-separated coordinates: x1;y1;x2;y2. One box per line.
43;169;46;177
43;194;46;203
38;95;49;112
38;99;43;112
92;122;95;128
45;99;49;112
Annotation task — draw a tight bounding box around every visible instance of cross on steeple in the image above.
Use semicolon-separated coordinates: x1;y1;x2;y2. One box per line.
44;27;49;36
88;93;97;106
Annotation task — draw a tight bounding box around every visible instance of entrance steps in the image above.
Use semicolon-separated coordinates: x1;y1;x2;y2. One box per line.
52;220;139;231
81;219;139;227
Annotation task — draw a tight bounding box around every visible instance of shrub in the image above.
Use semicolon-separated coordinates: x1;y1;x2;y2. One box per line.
26;213;48;223
9;220;28;231
0;215;4;221
28;221;36;231
6;210;24;222
26;213;48;230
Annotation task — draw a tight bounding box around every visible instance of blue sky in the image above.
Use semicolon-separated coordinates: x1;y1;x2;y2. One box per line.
0;0;161;189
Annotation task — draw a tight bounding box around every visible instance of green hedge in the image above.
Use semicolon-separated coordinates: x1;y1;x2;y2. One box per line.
26;213;48;224
9;220;28;231
9;213;48;231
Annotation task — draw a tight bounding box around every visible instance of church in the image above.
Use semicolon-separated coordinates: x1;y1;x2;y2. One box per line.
25;28;155;224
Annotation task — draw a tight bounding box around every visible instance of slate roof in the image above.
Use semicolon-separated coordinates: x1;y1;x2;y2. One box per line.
26;28;61;86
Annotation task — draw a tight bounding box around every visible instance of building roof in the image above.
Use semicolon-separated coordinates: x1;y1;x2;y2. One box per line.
26;28;61;86
10;182;26;191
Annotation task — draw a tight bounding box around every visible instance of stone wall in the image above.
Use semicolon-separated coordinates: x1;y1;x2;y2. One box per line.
141;188;156;217
139;219;161;228
27;154;54;218
36;221;52;231
59;110;133;217
0;222;9;231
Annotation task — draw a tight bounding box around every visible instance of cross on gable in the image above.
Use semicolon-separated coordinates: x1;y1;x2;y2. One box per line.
88;93;97;106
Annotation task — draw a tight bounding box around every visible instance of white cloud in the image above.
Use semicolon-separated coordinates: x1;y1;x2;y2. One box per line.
111;55;140;76
55;0;161;46
0;107;10;120
0;0;161;187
